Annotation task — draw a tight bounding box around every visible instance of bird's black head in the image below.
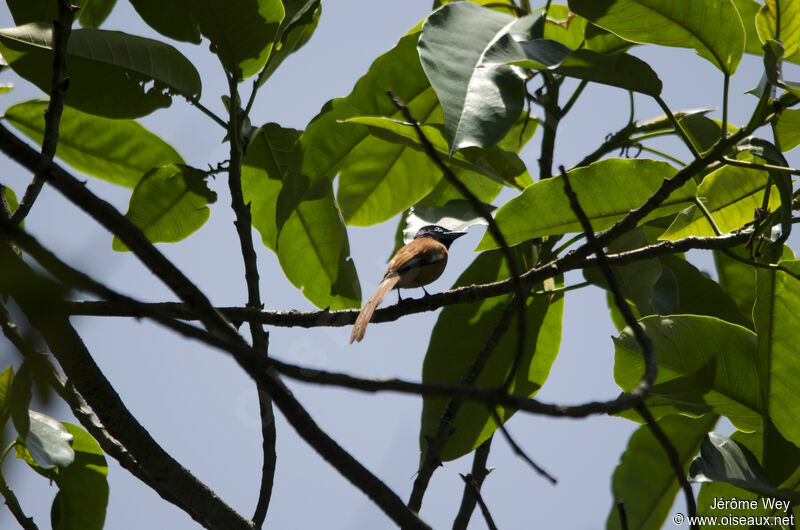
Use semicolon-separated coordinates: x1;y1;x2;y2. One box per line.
413;225;467;249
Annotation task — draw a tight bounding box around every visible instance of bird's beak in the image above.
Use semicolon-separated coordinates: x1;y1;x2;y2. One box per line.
444;230;467;241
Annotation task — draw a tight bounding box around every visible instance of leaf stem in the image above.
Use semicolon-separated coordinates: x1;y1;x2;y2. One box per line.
693;197;723;236
654;96;701;159
187;97;228;130
638;145;687;166
559;79;588;118
721;73;730;140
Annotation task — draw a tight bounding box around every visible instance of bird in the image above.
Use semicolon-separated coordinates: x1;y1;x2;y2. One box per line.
350;224;467;343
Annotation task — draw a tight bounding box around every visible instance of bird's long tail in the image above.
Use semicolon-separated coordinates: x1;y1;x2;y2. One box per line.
350;274;401;343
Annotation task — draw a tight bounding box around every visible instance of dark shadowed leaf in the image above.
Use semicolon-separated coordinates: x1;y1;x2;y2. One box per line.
607;414;718;530
0;23;202;118
569;0;745;74
256;0;321;86
5;99;184;188
113;165;216;251
78;0;116;28
6;0;89;25
421;248;564;461
50;423;108;530
754;259;800;448
476;159;693;250
128;0;201;43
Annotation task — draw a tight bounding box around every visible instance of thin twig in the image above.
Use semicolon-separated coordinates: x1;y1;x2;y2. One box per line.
460;475;499;530
654;96;701;159
408;298;519;513
452;438;493;530
617;501;629;530
10;0;77;225
636;404;698;530
187;97;228;129
226;72;276;528
0;470;39;530
489;408;557;484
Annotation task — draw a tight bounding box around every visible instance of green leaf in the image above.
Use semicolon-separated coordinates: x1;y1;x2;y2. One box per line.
569;0;746;74
754;260;800;448
6;0;89;25
297;33;444;227
584;22;633;54
242;123;301;251
0;82;13;95
659;163;779;240
24;410;75;470
189;0;285;79
50;423;108;530
9;362;32;438
128;0;201;43
0;23;202;118
421;248;564;461
542;4;587;49
0;365;14;428
654;255;751;328
607;414;718;530
714;246;757;321
276;178;361;310
3;186;19;217
5;99;184;188
112;165;216;251
756;0;800;56
614;315;762;432
256;0;321;86
476;158;694;250
775;108;800;151
501;40;662;96
79;0;117;28
342;117;530;189
418;2;531;154
689;432;795;500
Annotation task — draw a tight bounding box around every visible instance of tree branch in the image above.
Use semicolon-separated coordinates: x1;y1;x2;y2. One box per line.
0;470;39;530
452;438;493;530
226;72;276;529
10;0;77;225
489;407;556;484
460;474;498;530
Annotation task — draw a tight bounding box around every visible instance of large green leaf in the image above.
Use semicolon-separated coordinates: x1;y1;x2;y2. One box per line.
756;0;800;56
189;0;284;78
242;123;301;251
0;23;202;118
342;117;530;189
607;414;718;530
421;248;564;461
476;158;694;250
569;0;746;74
775;108;800;152
542;4;587;49
659;163;780;240
5;99;184;188
79;0;116;28
584;22;633;53
614;315;762;432
23;410;75;471
295;33;444;227
50;423;108;530
754;260;800;448
112;165;216;251
276;178;361;310
418;2;532;154
128;0;201;43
